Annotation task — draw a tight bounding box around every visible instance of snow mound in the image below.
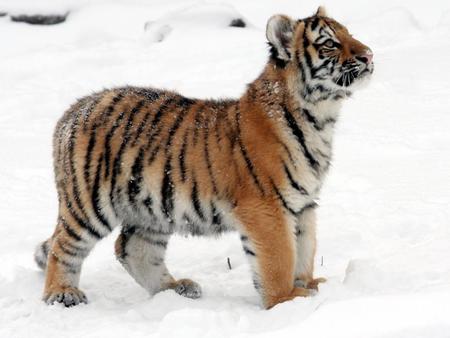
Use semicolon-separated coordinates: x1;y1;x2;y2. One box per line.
10;13;68;25
143;3;250;43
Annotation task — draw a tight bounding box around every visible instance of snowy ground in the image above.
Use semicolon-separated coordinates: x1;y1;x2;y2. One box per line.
1;0;450;337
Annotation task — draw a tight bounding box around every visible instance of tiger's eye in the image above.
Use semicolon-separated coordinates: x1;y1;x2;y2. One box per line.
324;39;335;48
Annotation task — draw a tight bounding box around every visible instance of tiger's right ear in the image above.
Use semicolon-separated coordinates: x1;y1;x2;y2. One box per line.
266;15;295;62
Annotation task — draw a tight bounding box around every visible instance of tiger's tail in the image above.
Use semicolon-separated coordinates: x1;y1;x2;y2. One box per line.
34;238;52;270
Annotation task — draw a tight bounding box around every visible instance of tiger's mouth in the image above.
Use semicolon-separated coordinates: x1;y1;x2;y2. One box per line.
334;60;374;88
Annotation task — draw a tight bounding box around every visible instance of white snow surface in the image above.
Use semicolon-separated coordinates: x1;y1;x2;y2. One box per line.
1;0;450;337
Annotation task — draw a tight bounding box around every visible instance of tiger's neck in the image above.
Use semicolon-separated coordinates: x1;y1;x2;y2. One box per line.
244;62;343;117
241;63;342;178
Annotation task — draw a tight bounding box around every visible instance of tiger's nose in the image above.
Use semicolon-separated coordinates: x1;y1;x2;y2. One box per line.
358;50;373;64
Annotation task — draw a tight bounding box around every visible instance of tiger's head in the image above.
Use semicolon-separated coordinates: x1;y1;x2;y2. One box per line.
266;7;373;103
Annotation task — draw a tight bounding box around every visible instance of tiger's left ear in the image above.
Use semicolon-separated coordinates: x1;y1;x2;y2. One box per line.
266;15;295;62
316;6;327;17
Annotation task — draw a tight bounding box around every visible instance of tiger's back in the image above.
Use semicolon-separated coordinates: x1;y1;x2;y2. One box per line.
53;87;246;237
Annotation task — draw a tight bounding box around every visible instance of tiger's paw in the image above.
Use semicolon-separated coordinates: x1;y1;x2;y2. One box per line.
172;278;202;299
294;277;327;290
43;286;88;307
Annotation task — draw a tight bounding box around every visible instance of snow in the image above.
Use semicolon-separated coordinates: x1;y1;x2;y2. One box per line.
143;3;250;43
1;0;450;337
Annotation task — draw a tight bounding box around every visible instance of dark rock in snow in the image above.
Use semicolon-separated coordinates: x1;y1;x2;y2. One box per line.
10;13;68;25
0;12;7;17
229;18;246;28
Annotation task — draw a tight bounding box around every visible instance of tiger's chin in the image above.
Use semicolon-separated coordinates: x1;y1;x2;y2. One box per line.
348;68;373;93
336;63;374;94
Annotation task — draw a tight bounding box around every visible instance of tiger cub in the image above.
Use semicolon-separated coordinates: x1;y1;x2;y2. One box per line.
35;7;373;309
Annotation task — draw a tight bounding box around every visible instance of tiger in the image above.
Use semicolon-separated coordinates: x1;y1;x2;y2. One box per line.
34;6;373;309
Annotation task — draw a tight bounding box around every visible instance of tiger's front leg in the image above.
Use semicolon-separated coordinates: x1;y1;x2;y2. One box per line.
236;200;313;309
294;204;326;290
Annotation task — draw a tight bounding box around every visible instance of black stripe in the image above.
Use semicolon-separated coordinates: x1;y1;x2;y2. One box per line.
143;97;177;156
161;97;194;182
268;42;288;69
167;108;188;148
97;91;125;128
211;202;226;233
111;100;145;182
130;91;161;146
283;164;308;194
67;108;108;237
211;202;221;226
191;178;206;222
142;195;155;217
109;100;145;210
302;108;336;131
67;110;90;224
63;240;88;255
57;239;78;257
302;108;319;129
104;111;125;179
179;130;189;182
84;92;123;182
298;202;318;215
193;104;203;145
276;138;296;168
117;225;136;259
161;159;174;223
243;246;256;256
310;59;332;78
282;107;319;171
203;127;218;195
81;94;102;132
83;129;97;187
148;144;161;165
130;111;150;147
91;153;112;231
270;179;297;216
62;189;103;239
68;206;103;239
310;17;320;31
128;148;145;206
303;33;314;76
297;50;307;83
253;278;261;290
60;217;83;242
235;109;265;195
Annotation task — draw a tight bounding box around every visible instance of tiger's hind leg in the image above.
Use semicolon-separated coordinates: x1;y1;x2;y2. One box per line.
115;225;201;299
40;215;104;307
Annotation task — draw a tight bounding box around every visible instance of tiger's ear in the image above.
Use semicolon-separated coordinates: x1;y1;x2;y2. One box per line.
316;6;327;17
266;15;295;62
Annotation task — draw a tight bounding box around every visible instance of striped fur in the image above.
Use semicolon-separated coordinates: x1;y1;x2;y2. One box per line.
35;7;373;309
